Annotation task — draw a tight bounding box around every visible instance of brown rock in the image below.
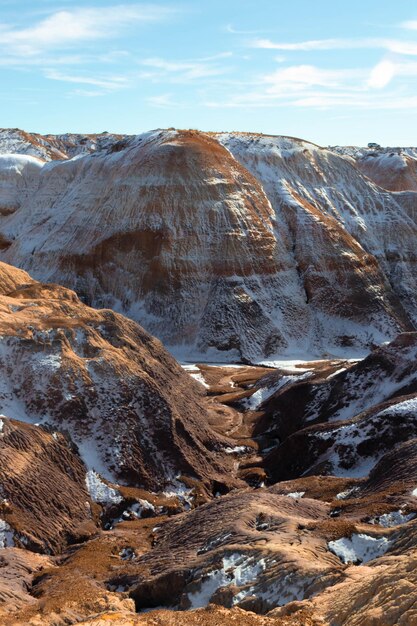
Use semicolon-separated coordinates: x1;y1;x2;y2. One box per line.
0;262;241;491
0;418;97;554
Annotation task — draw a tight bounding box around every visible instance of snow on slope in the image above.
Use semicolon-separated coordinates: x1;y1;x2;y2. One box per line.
262;333;417;481
331;145;417;192
218;133;417;330
328;534;390;564
0;154;44;221
0;128;127;161
0;129;415;361
0;262;240;490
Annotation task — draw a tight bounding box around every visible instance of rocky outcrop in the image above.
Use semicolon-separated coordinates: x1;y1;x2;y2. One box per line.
78;605;303;626
0;130;415;360
0;548;52;622
0;128;128;161
0;418;97;554
331;144;417;192
265;393;417;481
246;334;417;481
129;488;341;613
125;434;417;616
1;343;417;624
257;332;417;436
0;262;239;491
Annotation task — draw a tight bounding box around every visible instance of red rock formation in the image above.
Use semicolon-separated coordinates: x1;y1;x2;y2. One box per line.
0;262;240;492
0;130;415;360
0;128;127;161
331;145;417;192
0;418;98;554
0;340;417;624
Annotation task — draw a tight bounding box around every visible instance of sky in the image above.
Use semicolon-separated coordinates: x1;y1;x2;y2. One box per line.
1;0;417;145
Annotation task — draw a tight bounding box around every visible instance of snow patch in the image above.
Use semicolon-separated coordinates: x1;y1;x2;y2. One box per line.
244;371;312;410
328;533;390;564
117;499;155;522
0;519;14;548
85;470;122;505
224;445;249;455
163;477;194;510
188;553;268;609
336;487;359;500
119;547;136;561
378;397;417;418
190;372;208;388
369;510;415;528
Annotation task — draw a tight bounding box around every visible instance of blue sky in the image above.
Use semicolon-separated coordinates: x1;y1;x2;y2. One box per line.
1;0;417;145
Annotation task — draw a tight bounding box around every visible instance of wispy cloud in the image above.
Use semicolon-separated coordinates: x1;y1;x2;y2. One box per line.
44;69;129;91
0;4;176;95
251;37;417;56
202;52;417;112
225;24;267;35
68;88;108;98
401;20;417;30
264;65;360;91
204;89;417;111
0;5;174;57
147;92;185;108
368;60;396;88
139;53;232;82
293;93;417;110
252;37;362;51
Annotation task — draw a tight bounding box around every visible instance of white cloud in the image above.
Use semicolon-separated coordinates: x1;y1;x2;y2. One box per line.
252;37;357;51
293;93;417;110
251;37;417;56
204;88;417;111
140;54;232;82
44;69;129;90
368;60;396;88
0;5;174;56
264;65;347;91
401;20;417;30
69;89;107;98
225;24;266;35
147;93;181;107
202;54;417;111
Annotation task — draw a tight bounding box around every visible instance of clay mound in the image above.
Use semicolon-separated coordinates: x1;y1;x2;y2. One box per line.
360;437;417;496
0;261;33;294
0;548;51;620
78;604;312;625
0;263;240;492
0;129;303;361
294;527;417;626
218;133;417;331
0;128;127;161
129;489;341;613
0;417;98;554
265;393;417;482
259;333;417;444
356;151;417;192
0;129;416;359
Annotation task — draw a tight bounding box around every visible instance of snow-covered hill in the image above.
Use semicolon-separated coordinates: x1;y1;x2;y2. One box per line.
330;144;417;192
0;261;239;490
0;129;416;361
0;128;128;161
